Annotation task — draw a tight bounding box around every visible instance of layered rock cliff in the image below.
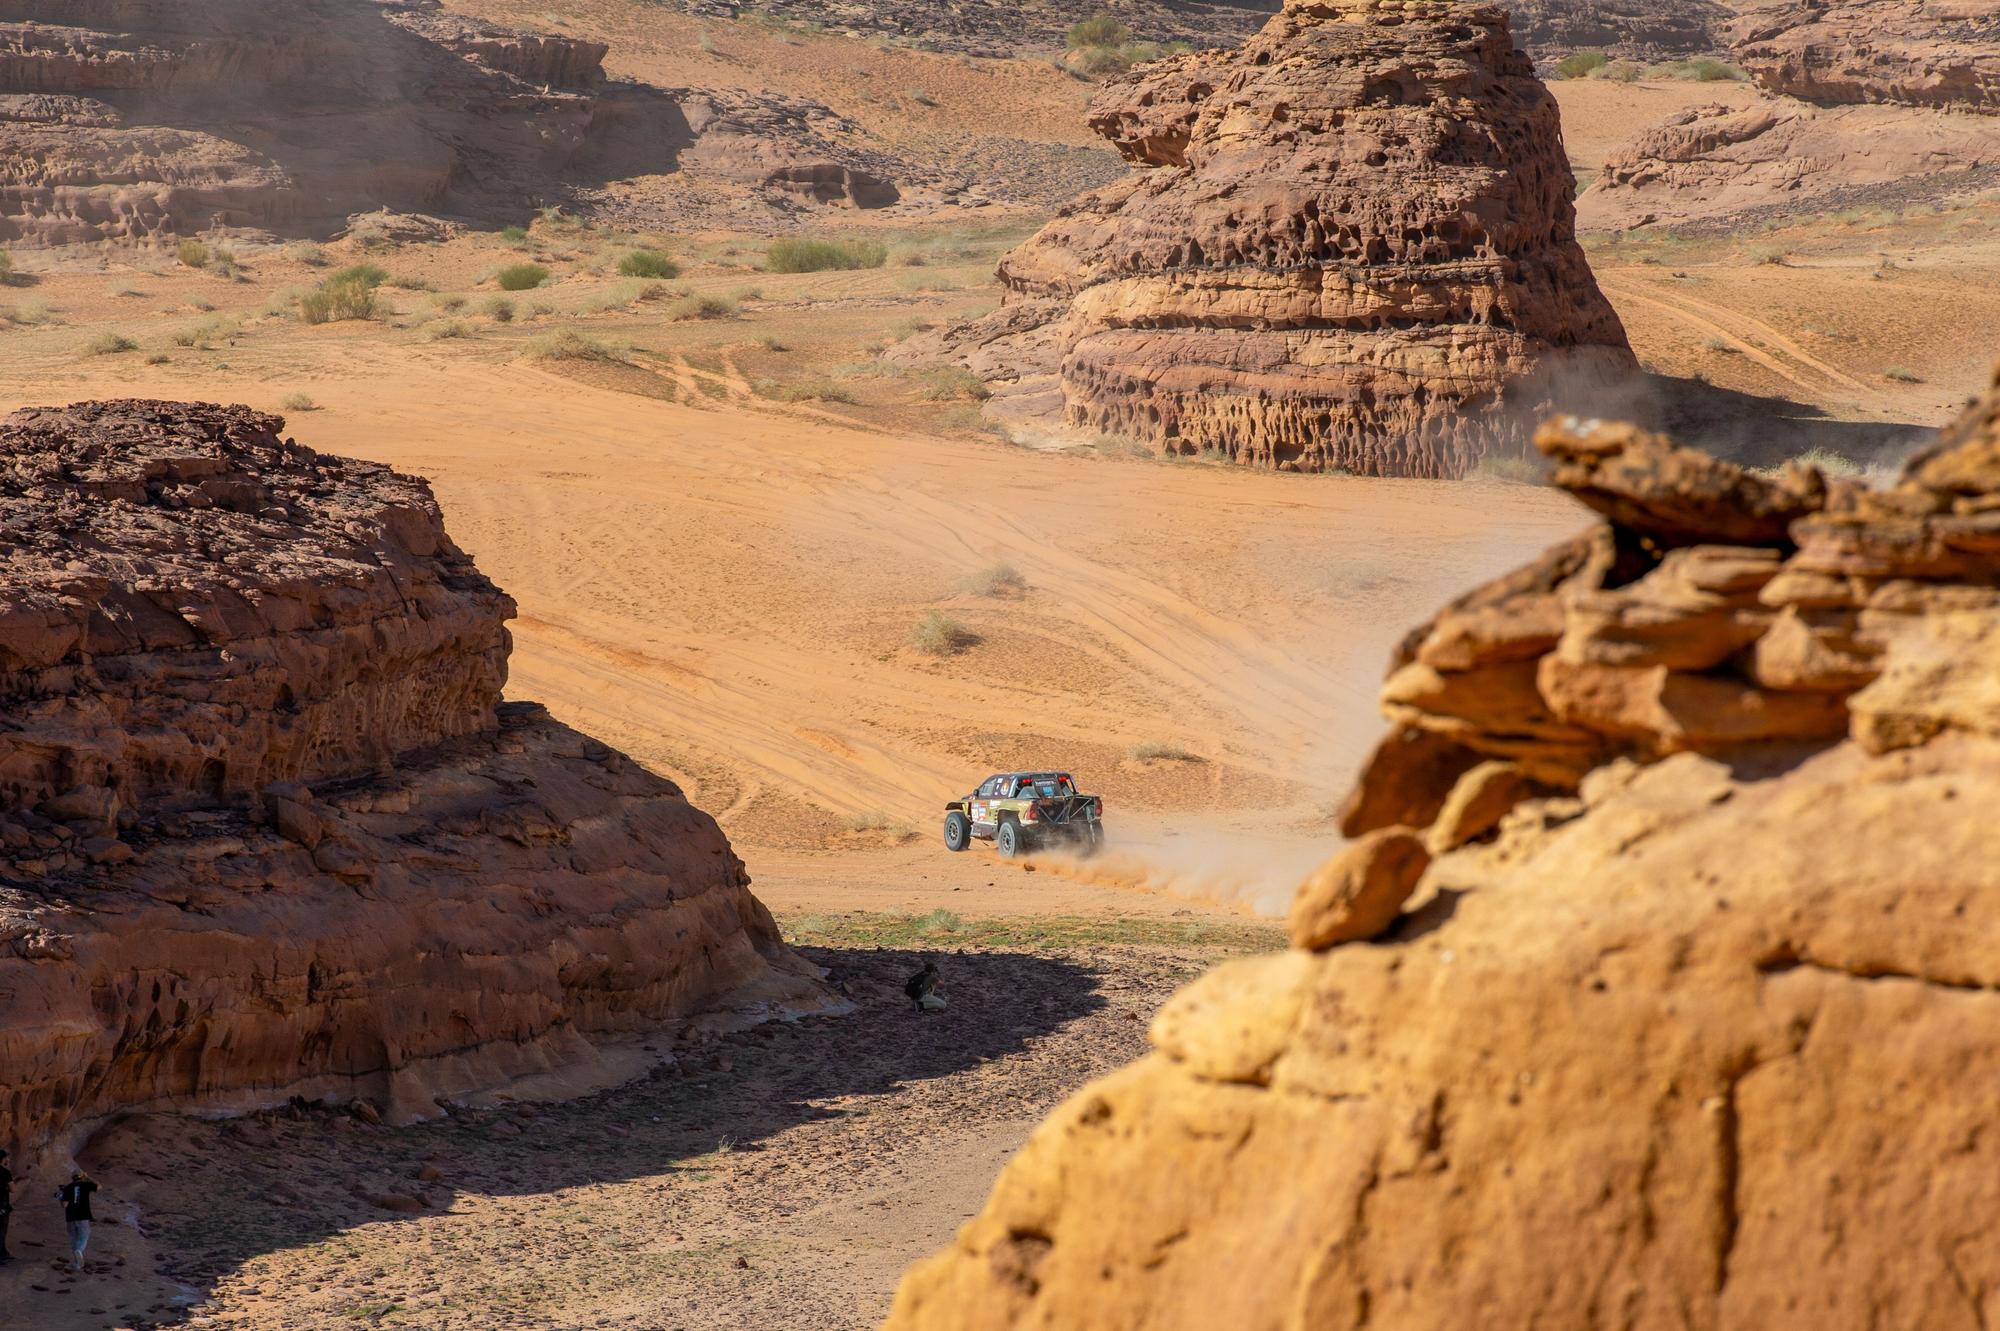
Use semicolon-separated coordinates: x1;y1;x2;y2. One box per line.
0;401;823;1164
1730;0;2000;113
916;0;1636;478
1582;0;2000;230
0;0;909;243
883;366;2000;1328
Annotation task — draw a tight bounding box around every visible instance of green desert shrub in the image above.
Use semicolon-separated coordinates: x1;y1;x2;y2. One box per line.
424;319;473;341
908;610;973;656
1067;16;1130;48
618;249;680;279
298;272;379;324
329;263;389;289
957;563;1025;596
500;224;530;246
176;239;211;269
0;251;13;284
88;332;138;355
1555;52;1609;79
764;237;889;273
524;330;622;362
482;296;517;323
497;262;551;291
668;293;736;321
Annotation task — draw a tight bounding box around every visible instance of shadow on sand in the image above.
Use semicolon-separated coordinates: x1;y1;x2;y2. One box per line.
54;946;1109;1326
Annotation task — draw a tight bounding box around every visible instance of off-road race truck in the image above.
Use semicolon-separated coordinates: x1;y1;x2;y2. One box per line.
942;771;1104;858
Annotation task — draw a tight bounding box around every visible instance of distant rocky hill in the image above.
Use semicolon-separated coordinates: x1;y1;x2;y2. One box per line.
1583;0;2000;230
670;0;1727;60
904;0;1635;478
0;400;825;1163
886;358;2000;1331
1731;0;2000;111
0;0;926;243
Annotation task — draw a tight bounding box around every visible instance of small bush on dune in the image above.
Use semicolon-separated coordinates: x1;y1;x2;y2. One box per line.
764;237;888;273
618;249;680;279
286;242;331;267
957;563;1026;597
500;224;530;246
176;240;211;269
524;330;622;363
668;293;736;321
88;332;138;355
0;251;13;285
281;392;319;412
497;262;551;291
329;263;389;290
144;353;170;365
758;377;857;404
424;319;473;341
908;610;974;656
298;272;379;325
1884;367;1924;383
1;301;58;326
483;295;516;323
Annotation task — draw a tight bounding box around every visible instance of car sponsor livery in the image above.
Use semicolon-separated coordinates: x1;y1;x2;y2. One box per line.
942;771;1104;858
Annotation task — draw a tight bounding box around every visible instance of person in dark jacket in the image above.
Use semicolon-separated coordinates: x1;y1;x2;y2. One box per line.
56;1170;97;1272
904;961;942;1012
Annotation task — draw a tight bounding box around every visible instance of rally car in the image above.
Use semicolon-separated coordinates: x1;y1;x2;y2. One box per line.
942;771;1104;858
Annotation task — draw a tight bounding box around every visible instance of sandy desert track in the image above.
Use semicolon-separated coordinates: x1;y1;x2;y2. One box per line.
274;354;1586;860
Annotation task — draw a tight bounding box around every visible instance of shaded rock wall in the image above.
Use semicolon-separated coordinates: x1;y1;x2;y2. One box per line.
882;364;2000;1329
922;0;1635;477
0;401;823;1164
0;0;912;242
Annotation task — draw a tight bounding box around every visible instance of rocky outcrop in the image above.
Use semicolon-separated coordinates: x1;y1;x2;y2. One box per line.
0;401;823;1164
1582;0;2000;230
915;0;1635;477
1583;97;2000;230
1509;0;1729;60
0;0;918;243
1730;0;2000;112
883;366;2000;1329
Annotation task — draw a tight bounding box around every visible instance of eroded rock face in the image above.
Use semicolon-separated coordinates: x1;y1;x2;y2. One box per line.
923;0;1635;477
1730;0;2000;112
0;401;823;1164
883;367;2000;1329
1582;0;2000;230
0;0;913;242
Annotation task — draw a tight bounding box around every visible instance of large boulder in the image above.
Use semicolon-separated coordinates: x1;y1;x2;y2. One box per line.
882;362;2000;1329
0;401;824;1165
910;0;1635;478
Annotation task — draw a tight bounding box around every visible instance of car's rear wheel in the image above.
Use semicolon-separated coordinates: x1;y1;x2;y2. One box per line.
943;810;970;852
996;819;1023;858
1076;823;1105;858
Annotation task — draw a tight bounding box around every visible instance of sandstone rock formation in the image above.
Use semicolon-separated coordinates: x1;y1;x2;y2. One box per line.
883;368;2000;1328
1730;0;2000;112
0;0;912;243
914;0;1636;477
0;401;823;1164
1510;0;1729;61
1581;0;2000;230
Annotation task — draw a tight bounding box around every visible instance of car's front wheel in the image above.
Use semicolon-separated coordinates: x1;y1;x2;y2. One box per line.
996;819;1023;858
943;810;970;852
